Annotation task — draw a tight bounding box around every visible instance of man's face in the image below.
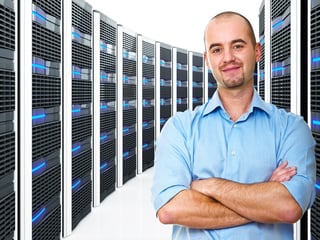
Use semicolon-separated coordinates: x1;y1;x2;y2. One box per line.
204;15;261;90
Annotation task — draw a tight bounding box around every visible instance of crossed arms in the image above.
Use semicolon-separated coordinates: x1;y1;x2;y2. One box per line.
156;161;302;229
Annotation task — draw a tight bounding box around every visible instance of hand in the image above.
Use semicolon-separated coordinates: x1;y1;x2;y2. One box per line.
269;160;297;182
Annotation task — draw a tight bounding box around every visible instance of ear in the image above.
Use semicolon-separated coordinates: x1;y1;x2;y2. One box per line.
255;43;262;62
204;51;209;67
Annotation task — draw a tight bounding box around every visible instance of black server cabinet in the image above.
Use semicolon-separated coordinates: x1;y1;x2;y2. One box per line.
94;12;117;203
71;0;92;229
138;36;156;172
176;48;188;112
259;1;266;100
190;52;204;109
31;0;62;239
0;0;15;239
310;0;320;239
207;69;217;100
118;26;137;185
158;42;172;131
270;0;291;111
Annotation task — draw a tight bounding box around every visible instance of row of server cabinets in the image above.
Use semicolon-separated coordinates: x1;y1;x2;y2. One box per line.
258;0;319;239
1;0;217;239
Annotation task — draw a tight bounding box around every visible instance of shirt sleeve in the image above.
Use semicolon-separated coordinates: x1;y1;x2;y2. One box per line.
279;114;316;213
151;112;193;213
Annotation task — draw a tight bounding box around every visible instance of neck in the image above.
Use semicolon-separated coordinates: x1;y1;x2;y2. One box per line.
218;87;254;121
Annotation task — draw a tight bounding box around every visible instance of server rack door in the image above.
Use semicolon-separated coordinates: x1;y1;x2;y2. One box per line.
117;25;137;187
189;51;204;110
93;12;117;204
63;0;93;235
1;0;15;239
156;42;173;131
137;35;156;174
20;0;63;239
310;0;320;239
175;48;189;112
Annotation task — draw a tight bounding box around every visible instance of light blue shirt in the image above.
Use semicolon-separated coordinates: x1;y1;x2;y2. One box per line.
151;89;316;240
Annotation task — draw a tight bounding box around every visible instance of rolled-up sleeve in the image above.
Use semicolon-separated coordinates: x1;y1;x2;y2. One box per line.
280;115;316;213
151;113;192;213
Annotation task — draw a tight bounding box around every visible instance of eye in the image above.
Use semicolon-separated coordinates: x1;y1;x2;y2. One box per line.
233;44;244;50
211;47;222;54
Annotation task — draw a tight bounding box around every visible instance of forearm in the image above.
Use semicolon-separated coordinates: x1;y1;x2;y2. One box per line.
192;178;302;223
157;189;251;229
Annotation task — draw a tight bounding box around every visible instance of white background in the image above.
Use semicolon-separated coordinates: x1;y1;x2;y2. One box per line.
87;0;262;53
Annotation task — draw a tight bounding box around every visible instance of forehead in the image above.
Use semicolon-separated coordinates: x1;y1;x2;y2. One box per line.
205;15;250;43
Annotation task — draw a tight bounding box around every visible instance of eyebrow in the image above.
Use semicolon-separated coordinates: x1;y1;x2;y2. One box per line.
208;38;247;51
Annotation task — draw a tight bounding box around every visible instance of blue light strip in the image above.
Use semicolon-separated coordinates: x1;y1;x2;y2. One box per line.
72;31;81;39
312;57;320;63
72;179;81;190
312;119;320;126
32;207;46;223
100;134;108;141
142;143;149;149
272;20;283;29
32;113;46;120
272;67;284;72
32;10;46;22
32;161;46;174
123;152;129;158
72;108;80;113
72;145;81;152
32;63;46;70
316;183;320;190
100;162;108;171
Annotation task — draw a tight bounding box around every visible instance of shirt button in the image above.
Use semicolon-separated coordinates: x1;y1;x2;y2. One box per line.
231;150;236;156
233;124;237;128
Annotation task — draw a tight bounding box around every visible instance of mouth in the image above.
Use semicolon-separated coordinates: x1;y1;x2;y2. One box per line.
222;65;241;73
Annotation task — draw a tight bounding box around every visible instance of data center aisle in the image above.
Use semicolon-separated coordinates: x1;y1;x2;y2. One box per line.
64;167;171;240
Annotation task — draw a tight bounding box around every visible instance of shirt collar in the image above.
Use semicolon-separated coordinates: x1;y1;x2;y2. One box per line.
203;88;272;117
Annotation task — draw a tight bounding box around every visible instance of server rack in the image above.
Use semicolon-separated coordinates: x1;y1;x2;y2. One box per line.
173;47;188;113
310;0;320;239
93;11;117;205
0;0;15;239
270;0;292;111
188;51;204;110
258;0;266;100
206;68;217;101
269;0;308;239
117;25;137;187
137;35;156;173
32;0;62;236
155;42;172;137
63;0;93;235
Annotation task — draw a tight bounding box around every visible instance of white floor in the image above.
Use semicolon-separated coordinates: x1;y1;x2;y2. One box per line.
63;167;172;240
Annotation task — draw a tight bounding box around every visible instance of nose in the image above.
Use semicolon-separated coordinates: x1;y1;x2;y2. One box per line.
223;48;235;63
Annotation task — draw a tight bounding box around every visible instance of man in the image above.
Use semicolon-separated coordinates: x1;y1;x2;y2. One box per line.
151;11;316;239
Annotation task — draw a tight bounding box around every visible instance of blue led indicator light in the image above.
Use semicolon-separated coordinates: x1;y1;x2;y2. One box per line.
32;162;46;173
32;208;46;223
312;57;320;63
312;119;320;126
32;10;46;22
72;32;81;39
100;163;108;171
32;63;46;70
32;114;46;120
272;20;283;29
72;179;81;190
72;145;81;152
